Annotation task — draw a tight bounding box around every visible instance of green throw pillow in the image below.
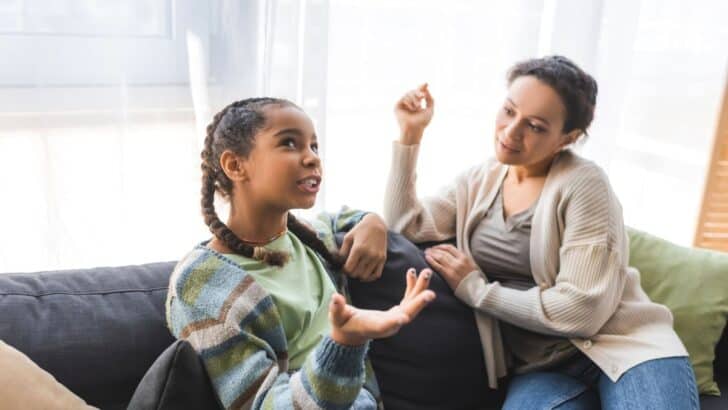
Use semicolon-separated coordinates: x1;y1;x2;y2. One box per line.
627;227;728;396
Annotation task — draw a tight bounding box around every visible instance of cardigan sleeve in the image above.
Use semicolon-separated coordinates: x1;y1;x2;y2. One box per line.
166;261;376;410
383;141;463;243
454;167;627;339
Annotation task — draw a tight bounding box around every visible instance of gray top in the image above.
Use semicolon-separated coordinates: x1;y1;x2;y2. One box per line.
470;187;577;373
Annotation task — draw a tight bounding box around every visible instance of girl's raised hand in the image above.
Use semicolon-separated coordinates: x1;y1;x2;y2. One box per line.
328;268;436;346
394;83;434;146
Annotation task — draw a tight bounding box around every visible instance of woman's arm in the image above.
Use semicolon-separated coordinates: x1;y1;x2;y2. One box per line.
433;168;627;339
384;85;461;243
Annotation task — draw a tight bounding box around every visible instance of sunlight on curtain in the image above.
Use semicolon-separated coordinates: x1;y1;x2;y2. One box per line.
1;0;726;272
324;0;728;247
0;0;316;272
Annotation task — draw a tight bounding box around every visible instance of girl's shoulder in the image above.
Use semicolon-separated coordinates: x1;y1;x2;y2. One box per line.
168;242;253;302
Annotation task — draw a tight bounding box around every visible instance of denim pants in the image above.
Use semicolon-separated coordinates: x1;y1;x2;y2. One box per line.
502;352;699;410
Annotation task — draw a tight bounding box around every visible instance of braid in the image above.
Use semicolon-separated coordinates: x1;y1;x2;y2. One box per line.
200;98;294;266
287;213;344;270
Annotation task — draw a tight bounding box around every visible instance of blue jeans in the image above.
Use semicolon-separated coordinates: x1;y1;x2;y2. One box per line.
502;353;699;410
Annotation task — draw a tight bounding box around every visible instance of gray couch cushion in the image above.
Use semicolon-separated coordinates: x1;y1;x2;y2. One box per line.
0;262;177;408
345;233;503;409
701;377;727;409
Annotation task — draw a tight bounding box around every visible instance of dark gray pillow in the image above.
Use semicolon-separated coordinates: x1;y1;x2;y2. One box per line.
343;232;504;410
128;340;220;410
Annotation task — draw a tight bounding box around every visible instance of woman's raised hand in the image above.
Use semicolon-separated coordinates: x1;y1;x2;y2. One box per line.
394;83;434;145
328;268;436;346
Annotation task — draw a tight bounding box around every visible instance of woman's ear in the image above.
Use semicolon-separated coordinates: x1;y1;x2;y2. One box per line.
219;150;248;182
560;129;582;149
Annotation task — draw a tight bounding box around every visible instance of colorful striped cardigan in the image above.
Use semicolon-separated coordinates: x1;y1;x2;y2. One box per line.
166;209;382;409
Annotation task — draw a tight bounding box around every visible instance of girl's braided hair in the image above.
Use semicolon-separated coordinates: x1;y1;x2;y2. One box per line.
201;98;342;268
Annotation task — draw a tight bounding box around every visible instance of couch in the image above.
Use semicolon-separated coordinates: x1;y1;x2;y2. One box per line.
1;233;727;409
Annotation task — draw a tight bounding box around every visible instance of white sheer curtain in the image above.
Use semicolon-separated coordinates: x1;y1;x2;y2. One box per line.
1;0;726;272
323;0;728;247
0;0;321;272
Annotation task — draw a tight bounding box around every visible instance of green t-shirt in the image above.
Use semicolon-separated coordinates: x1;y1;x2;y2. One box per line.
225;231;336;370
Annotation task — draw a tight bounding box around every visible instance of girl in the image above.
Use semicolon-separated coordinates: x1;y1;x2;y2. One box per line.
166;97;435;409
386;56;699;409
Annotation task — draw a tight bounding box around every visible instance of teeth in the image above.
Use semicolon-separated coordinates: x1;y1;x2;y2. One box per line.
303;179;317;187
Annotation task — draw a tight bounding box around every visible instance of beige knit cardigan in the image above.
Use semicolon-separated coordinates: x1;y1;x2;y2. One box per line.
384;142;687;389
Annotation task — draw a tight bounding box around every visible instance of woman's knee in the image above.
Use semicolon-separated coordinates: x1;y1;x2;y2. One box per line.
598;356;699;410
503;372;596;410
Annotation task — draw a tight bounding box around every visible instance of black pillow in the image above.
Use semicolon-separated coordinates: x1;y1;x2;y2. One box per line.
342;232;504;410
127;340;221;410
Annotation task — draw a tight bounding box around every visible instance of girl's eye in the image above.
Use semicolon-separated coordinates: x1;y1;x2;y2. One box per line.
282;138;296;148
311;143;319;153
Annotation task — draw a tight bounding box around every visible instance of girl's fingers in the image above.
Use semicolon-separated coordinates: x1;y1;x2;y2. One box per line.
410;268;432;297
401;290;436;320
338;234;354;259
404;267;416;299
358;258;378;282
343;249;363;278
328;293;347;326
372;261;385;281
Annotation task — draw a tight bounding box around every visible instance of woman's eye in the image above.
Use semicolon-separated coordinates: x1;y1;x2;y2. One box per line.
503;106;515;116
529;123;545;133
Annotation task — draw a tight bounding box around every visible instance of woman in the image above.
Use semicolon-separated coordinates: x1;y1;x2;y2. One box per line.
384;56;698;409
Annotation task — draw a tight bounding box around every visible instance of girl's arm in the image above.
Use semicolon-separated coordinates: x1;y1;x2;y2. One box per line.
168;260;434;409
312;207;388;282
169;296;373;409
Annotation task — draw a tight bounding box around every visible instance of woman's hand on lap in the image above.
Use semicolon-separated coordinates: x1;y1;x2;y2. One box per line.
424;244;478;291
339;213;388;282
395;83;434;145
328;268;436;346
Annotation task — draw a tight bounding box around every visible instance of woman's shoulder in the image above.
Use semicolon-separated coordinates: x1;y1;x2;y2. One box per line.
549;150;611;189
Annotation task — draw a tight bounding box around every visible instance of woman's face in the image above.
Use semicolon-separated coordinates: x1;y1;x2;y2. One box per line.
494;75;577;167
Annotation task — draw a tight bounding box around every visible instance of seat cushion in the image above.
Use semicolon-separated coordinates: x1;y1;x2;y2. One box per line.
700;376;728;410
0;262;177;408
344;232;504;410
627;228;728;396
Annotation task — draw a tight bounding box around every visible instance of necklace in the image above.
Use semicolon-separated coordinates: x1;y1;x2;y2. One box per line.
238;227;288;246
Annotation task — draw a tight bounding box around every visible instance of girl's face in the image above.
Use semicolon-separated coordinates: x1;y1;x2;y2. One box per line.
239;106;322;211
494;75;577;167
